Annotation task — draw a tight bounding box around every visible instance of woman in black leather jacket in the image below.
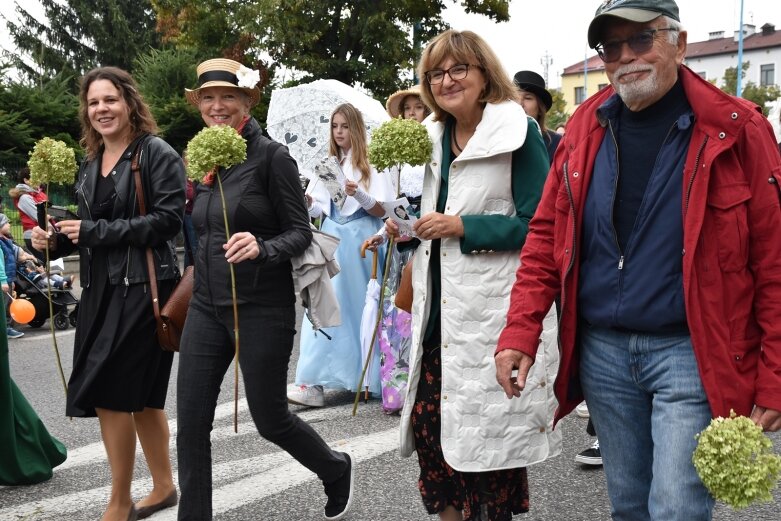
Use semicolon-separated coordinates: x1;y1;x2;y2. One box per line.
32;67;185;521
176;58;354;521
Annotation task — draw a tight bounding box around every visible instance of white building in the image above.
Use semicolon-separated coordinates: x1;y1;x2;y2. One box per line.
685;23;781;88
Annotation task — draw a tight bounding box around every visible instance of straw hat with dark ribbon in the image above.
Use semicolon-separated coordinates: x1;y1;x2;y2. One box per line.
185;58;261;107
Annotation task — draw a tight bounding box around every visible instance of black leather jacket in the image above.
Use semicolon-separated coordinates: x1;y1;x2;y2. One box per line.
51;135;186;288
191;118;312;308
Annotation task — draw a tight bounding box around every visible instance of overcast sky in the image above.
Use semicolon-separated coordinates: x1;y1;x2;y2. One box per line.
443;0;781;89
2;1;780;91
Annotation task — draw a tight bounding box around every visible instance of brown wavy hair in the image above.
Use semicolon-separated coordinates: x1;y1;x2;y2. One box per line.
418;30;518;122
78;67;158;159
328;103;371;189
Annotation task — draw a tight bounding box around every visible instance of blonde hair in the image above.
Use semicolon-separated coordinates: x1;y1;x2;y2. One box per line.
417;30;518;122
79;67;158;160
329;103;371;188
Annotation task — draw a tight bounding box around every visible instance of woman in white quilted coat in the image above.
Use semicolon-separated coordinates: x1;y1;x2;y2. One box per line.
387;30;561;521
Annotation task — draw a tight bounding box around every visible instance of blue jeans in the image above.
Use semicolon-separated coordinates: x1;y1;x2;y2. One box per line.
579;324;715;521
176;303;348;520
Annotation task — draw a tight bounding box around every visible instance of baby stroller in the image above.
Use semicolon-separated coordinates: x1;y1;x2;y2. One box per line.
14;262;79;330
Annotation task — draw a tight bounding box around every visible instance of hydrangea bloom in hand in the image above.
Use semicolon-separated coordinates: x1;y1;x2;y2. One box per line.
27;138;77;186
368;118;432;172
185;125;247;182
693;410;781;509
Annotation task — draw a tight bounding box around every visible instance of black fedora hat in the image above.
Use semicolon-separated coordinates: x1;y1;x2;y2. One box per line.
513;70;553;111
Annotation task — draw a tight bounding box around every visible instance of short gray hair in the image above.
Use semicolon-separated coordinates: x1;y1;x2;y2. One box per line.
663;16;683;44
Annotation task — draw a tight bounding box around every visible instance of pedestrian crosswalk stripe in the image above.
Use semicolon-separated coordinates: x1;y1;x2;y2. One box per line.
0;401;399;519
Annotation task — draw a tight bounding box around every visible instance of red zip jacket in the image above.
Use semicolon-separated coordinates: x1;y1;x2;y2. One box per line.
498;66;781;424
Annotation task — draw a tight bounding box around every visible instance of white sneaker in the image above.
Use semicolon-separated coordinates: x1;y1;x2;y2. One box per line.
288;384;325;407
575;401;590;418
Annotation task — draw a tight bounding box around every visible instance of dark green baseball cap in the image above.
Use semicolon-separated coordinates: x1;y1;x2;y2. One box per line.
588;0;680;48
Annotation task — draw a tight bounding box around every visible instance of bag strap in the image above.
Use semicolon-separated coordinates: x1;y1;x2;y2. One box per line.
131;143;163;324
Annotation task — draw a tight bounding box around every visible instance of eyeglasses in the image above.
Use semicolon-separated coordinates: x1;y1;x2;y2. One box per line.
596;28;678;63
424;64;482;85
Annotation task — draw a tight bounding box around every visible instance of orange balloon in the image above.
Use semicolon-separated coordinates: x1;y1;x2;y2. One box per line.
10;299;35;325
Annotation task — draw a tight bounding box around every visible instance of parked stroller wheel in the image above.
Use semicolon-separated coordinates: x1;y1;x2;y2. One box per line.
69;307;78;327
28;317;46;328
54;313;69;330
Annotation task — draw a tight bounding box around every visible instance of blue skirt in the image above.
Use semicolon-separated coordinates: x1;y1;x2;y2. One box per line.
296;208;385;393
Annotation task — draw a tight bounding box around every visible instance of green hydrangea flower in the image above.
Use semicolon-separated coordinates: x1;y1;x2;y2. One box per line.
368;117;432;172
693;410;781;509
185;125;247;181
27;137;77;186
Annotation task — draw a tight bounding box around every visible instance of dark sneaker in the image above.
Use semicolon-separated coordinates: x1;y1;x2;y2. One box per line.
7;327;24;339
574;439;602;466
323;452;354;520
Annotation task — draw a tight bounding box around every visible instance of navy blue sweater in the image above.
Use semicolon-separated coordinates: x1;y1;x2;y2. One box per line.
578;82;693;332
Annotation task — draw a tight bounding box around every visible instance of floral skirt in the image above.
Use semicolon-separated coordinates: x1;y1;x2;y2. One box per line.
411;346;530;520
379;246;413;413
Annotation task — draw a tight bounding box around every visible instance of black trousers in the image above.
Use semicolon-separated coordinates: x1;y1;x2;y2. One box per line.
176;302;348;520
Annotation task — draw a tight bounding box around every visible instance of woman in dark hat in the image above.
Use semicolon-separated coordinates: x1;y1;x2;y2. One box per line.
513;70;562;164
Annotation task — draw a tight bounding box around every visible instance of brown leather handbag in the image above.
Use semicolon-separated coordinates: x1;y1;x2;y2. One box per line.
132;145;192;352
394;256;413;313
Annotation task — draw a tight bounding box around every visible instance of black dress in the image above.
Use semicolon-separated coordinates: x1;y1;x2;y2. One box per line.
66;171;174;418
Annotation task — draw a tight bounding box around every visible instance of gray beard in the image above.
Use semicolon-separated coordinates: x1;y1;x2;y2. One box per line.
612;64;657;108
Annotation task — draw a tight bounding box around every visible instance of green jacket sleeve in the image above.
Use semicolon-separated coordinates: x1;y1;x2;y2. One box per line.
460;118;550;253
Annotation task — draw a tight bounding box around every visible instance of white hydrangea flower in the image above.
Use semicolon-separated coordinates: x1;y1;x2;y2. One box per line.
236;65;260;88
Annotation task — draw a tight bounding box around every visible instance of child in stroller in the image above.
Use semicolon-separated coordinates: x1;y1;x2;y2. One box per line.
20;260;74;290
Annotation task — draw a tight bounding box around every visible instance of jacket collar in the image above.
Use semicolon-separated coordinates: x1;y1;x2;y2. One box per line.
425;101;529;161
592;66;754;140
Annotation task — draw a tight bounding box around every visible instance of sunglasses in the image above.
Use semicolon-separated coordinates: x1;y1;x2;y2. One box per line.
424;64;483;85
596;28;678;63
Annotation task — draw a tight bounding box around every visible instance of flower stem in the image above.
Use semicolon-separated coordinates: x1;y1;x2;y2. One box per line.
216;173;241;433
45;228;68;396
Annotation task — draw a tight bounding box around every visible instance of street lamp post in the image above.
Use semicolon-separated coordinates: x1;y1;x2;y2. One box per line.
736;0;745;97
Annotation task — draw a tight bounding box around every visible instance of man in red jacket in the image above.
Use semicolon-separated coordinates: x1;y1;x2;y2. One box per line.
495;1;781;520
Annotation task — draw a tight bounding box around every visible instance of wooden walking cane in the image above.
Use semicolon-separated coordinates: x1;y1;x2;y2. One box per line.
352;237;395;416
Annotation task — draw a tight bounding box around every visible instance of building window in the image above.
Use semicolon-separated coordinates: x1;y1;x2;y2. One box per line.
760;64;775;86
697;71;707;79
598;83;608;91
575;86;586;105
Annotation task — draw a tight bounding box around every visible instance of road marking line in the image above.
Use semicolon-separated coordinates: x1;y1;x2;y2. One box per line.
55;400;352;472
0;427;399;519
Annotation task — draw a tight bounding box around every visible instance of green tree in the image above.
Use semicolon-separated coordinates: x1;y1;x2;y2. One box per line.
718;62;781;116
134;48;204;154
152;0;511;100
3;0;160;83
546;88;568;131
256;0;510;99
152;0;262;64
0;73;80;167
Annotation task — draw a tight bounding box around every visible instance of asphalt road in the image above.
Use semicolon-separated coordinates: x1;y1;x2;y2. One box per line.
1;304;779;520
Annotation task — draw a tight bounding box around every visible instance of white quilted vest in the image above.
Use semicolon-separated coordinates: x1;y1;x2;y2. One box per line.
399;102;561;471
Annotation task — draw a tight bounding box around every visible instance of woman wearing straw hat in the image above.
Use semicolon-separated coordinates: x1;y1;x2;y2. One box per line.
32;66;185;521
362;85;431;414
177;58;354;521
513;70;562;165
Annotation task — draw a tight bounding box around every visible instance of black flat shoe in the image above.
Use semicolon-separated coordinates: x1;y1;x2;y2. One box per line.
135;490;178;519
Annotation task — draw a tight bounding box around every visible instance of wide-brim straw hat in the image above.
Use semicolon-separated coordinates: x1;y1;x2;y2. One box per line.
385;85;429;119
185;58;261;107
